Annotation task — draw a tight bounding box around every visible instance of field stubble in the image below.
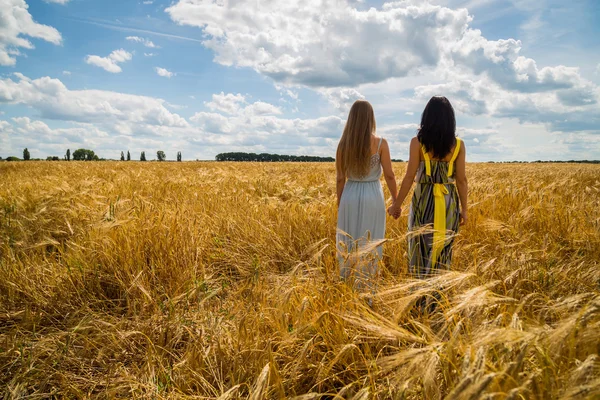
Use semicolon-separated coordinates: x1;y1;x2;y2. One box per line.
0;161;599;399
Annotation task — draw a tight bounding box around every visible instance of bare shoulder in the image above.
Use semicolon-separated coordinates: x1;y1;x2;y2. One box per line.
410;136;420;148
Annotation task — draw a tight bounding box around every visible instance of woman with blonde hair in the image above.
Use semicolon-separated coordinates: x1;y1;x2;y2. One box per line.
336;100;397;291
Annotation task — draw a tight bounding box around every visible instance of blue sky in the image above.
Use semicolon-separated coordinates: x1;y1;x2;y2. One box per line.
1;0;599;161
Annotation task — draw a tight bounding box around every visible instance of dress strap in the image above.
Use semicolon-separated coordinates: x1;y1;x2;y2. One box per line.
447;138;461;177
377;137;383;153
421;145;431;177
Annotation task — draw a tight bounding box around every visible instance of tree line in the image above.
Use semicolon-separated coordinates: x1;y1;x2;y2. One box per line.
3;148;598;164
215;152;335;162
1;149;184;162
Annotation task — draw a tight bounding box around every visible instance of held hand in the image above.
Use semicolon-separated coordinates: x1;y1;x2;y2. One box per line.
459;210;468;226
387;203;401;219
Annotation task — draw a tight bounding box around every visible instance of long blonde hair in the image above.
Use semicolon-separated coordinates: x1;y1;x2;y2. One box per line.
337;100;377;178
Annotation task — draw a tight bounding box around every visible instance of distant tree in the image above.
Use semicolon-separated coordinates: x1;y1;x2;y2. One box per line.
127;150;131;161
120;151;125;161
23;148;30;161
72;148;96;161
6;156;20;161
73;149;85;161
157;151;166;161
140;151;146;161
177;151;182;162
65;149;71;161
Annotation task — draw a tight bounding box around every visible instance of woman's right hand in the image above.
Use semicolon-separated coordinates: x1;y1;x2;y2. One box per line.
459;210;468;226
388;203;401;219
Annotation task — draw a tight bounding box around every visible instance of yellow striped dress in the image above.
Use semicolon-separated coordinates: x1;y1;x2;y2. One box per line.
408;138;462;278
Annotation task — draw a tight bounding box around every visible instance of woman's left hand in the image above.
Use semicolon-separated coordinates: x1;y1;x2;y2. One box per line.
388;203;401;219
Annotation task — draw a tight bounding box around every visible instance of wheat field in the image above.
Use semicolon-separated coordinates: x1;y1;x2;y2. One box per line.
1;161;599;399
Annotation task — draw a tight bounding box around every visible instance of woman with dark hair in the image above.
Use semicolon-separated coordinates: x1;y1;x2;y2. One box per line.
388;96;467;278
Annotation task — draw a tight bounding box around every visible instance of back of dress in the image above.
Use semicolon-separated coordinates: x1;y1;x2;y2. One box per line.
347;152;383;182
408;138;462;277
337;137;386;291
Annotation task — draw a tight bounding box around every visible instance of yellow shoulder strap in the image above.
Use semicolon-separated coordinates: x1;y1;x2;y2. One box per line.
447;138;461;177
421;145;431;176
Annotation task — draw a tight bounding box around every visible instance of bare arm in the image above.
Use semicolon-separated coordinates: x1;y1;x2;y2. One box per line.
396;137;421;201
336;147;346;207
455;140;468;225
379;139;397;203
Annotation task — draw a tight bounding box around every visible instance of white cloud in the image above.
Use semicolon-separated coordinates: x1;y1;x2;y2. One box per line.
413;72;600;132
166;1;470;87
85;49;132;73
322;88;365;112
274;84;299;101
0;117;109;158
286;90;298;100
126;36;157;48
0;0;62;66
62;70;71;76
167;0;589;93
44;0;70;4
191;95;333;150
0;73;188;132
0;116;177;160
244;101;282;116
596;63;600;75
143;0;153;4
155;67;174;78
190;107;344;147
165;0;597;120
205;92;246;114
144;52;157;57
0;82;347;159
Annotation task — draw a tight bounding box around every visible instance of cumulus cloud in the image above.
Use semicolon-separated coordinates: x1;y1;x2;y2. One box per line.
0;0;62;66
322;88;365;112
166;1;470;87
205;92;246;114
0;73;188;132
0;75;349;159
85;49;132;73
165;0;597;119
195;99;334;135
44;0;70;4
126;36;158;48
244;101;282;116
155;67;174;78
450;31;592;94
1;117;110;158
166;0;589;92
190;107;344;148
0;116;178;159
413;73;600;133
